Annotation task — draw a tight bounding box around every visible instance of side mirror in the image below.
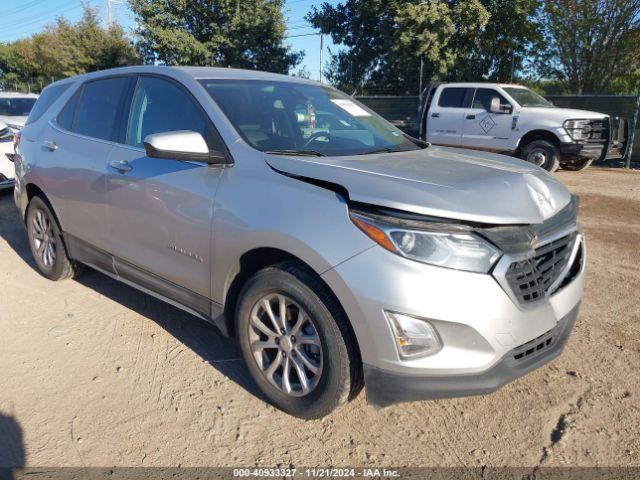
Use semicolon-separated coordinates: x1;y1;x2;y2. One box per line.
489;97;512;114
143;130;228;164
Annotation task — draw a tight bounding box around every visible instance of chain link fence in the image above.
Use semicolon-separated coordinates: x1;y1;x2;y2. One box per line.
356;93;640;165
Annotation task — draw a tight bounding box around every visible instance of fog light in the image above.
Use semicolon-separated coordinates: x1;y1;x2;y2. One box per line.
384;311;442;359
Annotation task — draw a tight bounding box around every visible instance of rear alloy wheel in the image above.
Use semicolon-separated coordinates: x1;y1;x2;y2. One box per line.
520;139;560;172
236;262;362;418
26;195;79;281
562;158;594;171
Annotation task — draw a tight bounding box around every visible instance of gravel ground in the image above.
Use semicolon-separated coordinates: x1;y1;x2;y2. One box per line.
0;167;639;469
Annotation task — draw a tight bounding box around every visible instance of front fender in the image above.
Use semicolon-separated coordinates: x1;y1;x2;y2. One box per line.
210;157;374;305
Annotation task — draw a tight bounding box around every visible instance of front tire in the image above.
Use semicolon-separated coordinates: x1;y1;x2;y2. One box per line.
26;195;79;281
520;139;560;172
235;262;362;419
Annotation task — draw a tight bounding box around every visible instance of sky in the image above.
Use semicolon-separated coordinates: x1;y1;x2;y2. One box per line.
0;0;340;81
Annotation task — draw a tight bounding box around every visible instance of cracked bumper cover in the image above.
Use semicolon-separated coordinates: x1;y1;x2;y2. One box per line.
364;302;580;408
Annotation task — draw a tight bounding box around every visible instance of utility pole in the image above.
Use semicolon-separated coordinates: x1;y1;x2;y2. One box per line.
626;89;640;169
106;0;123;27
319;34;324;83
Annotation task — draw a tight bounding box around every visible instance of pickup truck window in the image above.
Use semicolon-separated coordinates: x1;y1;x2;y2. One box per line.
502;87;553;107
472;88;511;111
438;88;473;108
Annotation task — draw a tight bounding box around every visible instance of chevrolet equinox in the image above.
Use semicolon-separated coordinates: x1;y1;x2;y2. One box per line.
13;67;585;418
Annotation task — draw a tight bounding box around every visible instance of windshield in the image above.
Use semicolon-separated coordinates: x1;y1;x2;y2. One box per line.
199;79;421;156
0;97;37;117
502;87;553;108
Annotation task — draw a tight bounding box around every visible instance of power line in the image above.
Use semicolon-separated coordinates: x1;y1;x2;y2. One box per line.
284;32;321;39
0;0;83;31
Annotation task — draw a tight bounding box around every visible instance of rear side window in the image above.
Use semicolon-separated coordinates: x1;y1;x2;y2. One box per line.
73;77;129;141
472;88;511;111
25;83;71;125
438;88;472;108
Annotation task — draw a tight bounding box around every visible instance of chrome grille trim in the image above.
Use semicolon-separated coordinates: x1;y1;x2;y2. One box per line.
492;228;583;309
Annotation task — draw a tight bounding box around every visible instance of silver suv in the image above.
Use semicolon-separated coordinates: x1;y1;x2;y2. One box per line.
14;67;585;418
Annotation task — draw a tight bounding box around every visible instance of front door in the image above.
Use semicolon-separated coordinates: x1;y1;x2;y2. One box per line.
105;75;225;306
461;88;514;151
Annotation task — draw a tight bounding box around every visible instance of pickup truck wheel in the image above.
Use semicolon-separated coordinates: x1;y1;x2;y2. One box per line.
236;262;362;419
520;140;560;172
562;158;593;171
26;196;79;281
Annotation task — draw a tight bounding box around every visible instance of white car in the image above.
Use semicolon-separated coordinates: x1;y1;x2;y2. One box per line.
418;83;630;172
0;92;39;189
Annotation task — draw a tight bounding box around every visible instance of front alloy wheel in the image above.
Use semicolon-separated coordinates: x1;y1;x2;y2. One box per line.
249;294;323;396
236;262;362;418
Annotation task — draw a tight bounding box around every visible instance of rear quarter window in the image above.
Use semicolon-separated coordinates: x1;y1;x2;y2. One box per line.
25;83;72;125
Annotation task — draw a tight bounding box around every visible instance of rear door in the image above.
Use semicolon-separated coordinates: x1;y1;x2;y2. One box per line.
461;88;514;151
40;76;131;252
105;75;225;307
426;87;473;146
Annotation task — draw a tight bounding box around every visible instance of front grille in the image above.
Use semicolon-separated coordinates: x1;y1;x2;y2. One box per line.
505;233;577;304
583;119;607;143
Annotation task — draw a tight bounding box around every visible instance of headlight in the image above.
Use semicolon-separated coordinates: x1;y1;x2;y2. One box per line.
350;211;501;273
563;119;592;141
385;311;442;359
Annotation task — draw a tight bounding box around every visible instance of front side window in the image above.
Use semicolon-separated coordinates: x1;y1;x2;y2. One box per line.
472;88;511;111
73;77;129;141
502;87;553;108
127;76;211;149
199;79;421;156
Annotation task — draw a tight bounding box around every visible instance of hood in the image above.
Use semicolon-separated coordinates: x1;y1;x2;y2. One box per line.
521;107;607;120
0;115;28;128
266;146;572;225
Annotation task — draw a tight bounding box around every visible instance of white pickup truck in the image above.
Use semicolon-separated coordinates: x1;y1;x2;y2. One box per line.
417;83;630;171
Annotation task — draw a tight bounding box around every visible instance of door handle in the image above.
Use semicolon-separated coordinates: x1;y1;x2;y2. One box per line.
43;140;58;151
431;112;440;118
109;159;133;173
466;114;476;120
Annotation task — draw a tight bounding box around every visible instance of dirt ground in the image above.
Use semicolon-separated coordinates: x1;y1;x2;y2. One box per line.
0;168;639;469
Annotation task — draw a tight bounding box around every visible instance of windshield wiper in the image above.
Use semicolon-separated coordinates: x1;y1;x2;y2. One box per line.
357;146;411;155
265;149;326;157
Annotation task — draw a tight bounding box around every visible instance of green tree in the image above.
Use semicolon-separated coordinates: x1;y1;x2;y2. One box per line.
306;0;541;93
128;0;303;73
535;0;640;93
447;0;541;82
0;6;138;91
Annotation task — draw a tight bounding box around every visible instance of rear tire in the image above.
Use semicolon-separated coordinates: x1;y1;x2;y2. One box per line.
519;139;560;172
235;261;362;419
562;158;594;171
26;195;80;281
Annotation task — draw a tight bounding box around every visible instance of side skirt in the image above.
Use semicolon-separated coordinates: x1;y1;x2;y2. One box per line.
63;233;224;330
